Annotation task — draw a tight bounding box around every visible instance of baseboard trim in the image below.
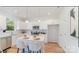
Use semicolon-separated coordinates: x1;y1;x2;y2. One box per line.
48;42;58;44
58;42;66;53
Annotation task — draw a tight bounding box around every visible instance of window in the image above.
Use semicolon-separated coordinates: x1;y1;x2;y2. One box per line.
6;17;14;31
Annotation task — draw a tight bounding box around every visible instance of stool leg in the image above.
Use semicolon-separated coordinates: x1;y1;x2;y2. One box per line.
23;48;25;53
37;51;39;53
17;48;19;53
27;46;29;53
39;50;41;53
33;51;34;53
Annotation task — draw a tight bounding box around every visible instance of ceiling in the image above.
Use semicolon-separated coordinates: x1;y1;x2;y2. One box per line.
0;7;63;21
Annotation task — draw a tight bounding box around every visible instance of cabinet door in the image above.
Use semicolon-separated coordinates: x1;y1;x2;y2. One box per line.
6;36;12;48
0;39;2;50
1;38;6;50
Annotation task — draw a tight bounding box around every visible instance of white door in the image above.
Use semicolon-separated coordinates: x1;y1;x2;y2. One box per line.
48;25;59;42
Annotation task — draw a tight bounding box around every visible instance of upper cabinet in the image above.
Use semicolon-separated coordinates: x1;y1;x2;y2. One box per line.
15;20;27;30
24;20;59;30
0;15;6;30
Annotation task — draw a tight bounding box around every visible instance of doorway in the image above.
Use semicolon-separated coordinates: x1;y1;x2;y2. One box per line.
48;24;59;42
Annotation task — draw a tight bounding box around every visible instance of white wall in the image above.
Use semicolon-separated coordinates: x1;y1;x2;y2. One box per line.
0;15;6;31
59;7;79;53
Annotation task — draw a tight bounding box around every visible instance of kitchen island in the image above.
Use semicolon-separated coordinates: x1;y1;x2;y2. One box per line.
15;34;47;53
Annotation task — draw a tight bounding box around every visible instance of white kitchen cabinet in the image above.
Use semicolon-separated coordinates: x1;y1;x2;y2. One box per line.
6;36;12;48
0;37;6;50
0;15;6;30
0;36;12;50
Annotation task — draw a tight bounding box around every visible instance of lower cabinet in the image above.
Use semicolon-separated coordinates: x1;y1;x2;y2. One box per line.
6;36;12;48
0;36;12;50
0;38;7;50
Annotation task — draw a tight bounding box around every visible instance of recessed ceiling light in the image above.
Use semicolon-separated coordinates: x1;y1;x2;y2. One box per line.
25;20;29;23
38;20;40;22
48;12;51;15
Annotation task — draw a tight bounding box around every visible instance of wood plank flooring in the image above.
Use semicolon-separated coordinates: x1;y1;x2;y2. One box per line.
6;42;65;53
44;42;65;53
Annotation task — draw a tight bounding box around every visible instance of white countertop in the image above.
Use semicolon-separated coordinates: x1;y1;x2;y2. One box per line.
0;32;11;38
17;34;45;40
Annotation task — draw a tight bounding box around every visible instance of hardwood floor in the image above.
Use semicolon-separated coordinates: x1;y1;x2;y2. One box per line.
6;42;65;53
44;42;65;53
